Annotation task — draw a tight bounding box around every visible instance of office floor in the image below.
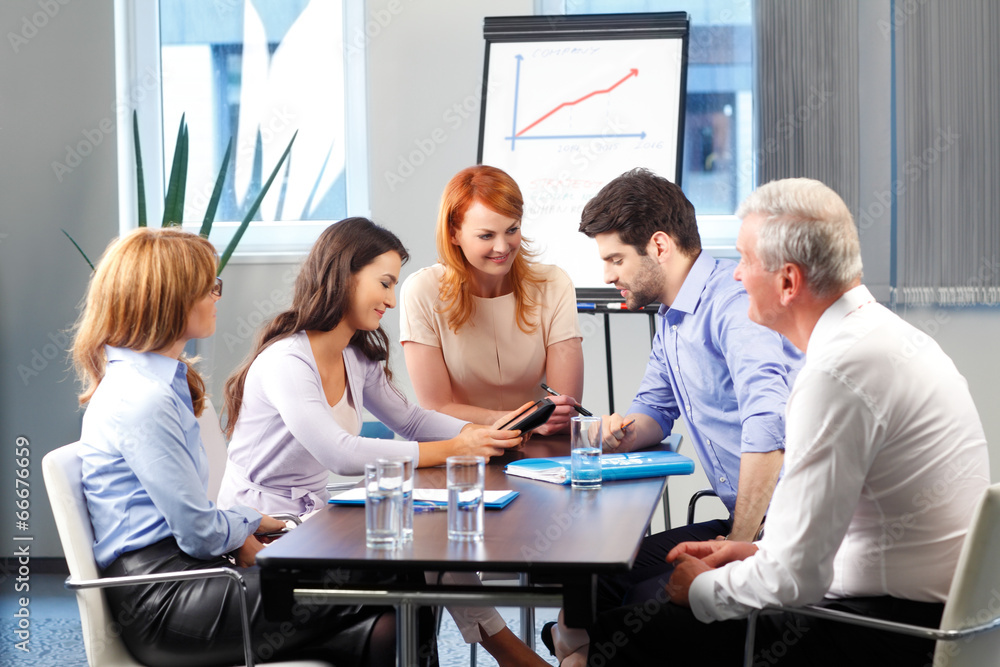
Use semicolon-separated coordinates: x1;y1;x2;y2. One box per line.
0;573;558;666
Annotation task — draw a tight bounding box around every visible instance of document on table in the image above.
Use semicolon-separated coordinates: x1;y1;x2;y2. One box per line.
504;451;695;485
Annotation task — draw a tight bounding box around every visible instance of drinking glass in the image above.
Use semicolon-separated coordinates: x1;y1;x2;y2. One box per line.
571;416;603;489
365;460;402;548
447;456;485;542
380;455;414;541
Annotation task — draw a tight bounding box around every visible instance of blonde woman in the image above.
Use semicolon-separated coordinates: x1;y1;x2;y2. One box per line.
73;227;419;667
400;165;584;434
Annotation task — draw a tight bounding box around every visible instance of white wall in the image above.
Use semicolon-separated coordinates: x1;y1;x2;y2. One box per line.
0;0;120;559
3;0;998;557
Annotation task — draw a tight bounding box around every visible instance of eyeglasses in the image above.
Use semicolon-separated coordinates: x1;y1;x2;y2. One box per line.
211;277;223;298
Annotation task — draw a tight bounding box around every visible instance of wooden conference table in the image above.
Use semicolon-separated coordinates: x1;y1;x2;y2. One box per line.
257;435;682;665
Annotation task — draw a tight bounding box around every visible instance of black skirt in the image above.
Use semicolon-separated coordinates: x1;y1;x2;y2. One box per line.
101;537;437;667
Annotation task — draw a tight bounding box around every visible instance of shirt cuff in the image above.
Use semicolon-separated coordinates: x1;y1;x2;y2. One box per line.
627;402;673;438
229;505;263;532
688;569;720;623
740;415;785;453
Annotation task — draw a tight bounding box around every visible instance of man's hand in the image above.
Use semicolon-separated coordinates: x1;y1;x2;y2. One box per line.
600;413;637;451
666;553;711;606
667;539;758;568
664;539;759;607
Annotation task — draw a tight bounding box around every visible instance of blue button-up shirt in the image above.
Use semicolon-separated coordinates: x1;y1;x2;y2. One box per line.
628;252;803;513
80;346;261;570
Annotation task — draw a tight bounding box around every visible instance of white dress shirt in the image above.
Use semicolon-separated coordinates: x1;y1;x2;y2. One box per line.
690;285;990;622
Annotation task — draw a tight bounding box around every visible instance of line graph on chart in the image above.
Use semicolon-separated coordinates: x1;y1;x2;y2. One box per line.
504;54;646;150
506;56;647;149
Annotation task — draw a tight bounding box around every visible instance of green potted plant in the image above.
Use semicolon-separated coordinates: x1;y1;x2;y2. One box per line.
64;111;296;272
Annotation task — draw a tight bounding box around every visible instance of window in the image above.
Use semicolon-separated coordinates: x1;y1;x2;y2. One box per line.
562;0;753;256
117;0;368;257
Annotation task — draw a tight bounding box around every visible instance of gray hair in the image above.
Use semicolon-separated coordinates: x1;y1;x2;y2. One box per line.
737;178;862;297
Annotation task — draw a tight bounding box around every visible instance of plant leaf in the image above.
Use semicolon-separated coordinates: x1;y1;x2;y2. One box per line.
218;131;298;274
241;131;264;214
299;141;334;219
133;111;147;227
272;149;292;221
62;229;94;271
162;114;187;227
172;125;189;227
199;138;233;238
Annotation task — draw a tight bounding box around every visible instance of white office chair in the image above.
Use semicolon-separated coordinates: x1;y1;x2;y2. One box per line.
742;482;1000;666
42;441;331;667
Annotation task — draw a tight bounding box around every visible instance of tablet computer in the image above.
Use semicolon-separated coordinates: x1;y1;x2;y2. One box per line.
498;398;556;432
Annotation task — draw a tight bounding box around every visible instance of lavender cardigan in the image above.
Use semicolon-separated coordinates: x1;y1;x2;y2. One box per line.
217;331;466;515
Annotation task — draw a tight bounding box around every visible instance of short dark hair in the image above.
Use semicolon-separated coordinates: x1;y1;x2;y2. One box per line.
579;168;700;257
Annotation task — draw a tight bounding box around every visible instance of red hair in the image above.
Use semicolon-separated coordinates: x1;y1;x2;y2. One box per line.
435;165;544;333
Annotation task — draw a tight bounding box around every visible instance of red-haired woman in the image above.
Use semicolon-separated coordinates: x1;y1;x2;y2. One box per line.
400;165;584;435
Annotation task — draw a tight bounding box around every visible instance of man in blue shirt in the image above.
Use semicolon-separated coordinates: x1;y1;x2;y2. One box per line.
545;168;802;662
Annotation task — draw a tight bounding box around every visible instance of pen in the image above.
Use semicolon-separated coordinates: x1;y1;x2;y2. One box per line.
605;302;630;310
414;502;446;513
540;383;593;416
621;418;636;431
577;302;597;310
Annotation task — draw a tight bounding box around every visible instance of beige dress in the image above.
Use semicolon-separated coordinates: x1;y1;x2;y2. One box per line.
399;263;581;410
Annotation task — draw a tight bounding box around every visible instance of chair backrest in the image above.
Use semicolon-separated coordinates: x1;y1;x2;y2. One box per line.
198;400;229;503
935;482;1000;666
42;442;143;667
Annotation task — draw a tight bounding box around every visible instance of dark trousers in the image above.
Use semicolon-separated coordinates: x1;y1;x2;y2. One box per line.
587;595;943;666
102;538;438;667
596;518;732;613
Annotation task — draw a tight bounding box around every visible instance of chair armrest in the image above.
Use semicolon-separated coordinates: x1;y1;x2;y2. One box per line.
67;567;257;667
687;488;719;525
743;604;1000;667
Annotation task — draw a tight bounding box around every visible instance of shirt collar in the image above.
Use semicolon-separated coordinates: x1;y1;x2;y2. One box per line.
669;251;715;315
106;345;186;385
806;284;876;357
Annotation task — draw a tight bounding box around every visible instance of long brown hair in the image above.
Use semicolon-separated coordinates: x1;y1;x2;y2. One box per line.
223;217;409;437
72;227;217;416
436;165;545;334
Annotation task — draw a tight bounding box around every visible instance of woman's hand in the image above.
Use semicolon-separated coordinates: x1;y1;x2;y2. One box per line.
234;534;266;567
451;421;524;460
534;394;578;436
251;513;288;545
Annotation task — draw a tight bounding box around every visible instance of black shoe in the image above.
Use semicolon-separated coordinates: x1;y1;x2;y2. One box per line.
541;621;557;657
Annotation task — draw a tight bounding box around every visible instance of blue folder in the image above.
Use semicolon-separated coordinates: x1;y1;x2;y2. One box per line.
504;450;695;485
328;488;520;509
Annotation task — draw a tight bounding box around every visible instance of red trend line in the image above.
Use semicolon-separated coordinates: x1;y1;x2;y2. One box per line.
515;68;638;137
